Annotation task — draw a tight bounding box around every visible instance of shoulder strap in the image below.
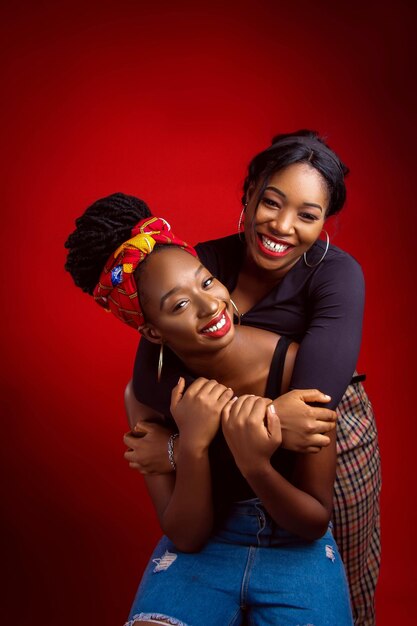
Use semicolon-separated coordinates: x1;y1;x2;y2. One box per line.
265;336;291;398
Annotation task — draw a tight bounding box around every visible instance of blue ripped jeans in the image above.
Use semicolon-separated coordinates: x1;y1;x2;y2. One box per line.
125;499;353;626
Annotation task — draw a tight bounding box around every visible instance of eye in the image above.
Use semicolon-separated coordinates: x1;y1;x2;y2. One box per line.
202;276;214;288
299;212;320;222
172;299;189;312
263;197;281;209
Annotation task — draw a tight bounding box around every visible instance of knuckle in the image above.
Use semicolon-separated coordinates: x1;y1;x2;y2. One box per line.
244;395;255;403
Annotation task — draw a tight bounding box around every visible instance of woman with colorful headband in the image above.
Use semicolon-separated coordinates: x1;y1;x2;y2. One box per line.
65;197;353;625
124;130;380;626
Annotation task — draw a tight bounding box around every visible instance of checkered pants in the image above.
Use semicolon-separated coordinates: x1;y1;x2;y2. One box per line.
333;380;381;626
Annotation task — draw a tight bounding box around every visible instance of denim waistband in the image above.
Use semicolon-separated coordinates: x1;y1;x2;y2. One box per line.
213;498;332;548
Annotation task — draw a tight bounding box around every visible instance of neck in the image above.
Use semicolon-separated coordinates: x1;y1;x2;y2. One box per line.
172;325;279;397
242;249;301;285
173;330;246;387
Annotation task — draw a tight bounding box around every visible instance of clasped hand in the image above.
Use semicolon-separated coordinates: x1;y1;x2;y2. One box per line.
222;395;281;477
123;381;336;474
170;377;234;451
171;379;280;472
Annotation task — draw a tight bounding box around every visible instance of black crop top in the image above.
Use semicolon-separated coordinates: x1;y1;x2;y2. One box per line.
207;336;294;517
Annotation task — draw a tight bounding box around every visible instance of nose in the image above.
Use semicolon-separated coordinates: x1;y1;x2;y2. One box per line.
269;208;295;236
195;292;219;318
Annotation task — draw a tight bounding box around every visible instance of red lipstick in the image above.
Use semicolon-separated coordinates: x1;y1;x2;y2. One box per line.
256;233;294;258
200;309;232;339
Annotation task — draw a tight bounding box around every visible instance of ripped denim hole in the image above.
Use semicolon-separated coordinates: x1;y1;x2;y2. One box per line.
325;544;336;562
125;612;189;626
152;549;178;572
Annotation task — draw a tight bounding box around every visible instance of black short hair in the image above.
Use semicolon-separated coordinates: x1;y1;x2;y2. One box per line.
242;130;349;217
64;192;152;295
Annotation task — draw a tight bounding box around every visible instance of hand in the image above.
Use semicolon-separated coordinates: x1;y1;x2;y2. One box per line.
273;389;337;453
170;377;234;451
222;395;281;477
123;422;174;474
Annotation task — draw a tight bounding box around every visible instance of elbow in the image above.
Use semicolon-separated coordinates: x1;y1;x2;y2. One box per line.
162;524;210;553
296;512;331;541
300;524;329;541
166;533;208;553
174;539;206;553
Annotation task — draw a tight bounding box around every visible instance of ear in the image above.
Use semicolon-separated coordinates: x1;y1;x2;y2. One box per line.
245;181;257;206
138;323;163;345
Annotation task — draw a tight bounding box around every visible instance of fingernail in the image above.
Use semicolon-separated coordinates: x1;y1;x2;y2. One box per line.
268;404;276;414
177;377;182;384
232;396;238;402
323;394;331;399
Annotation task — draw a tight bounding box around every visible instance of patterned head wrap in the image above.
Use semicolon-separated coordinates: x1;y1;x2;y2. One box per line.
93;216;197;330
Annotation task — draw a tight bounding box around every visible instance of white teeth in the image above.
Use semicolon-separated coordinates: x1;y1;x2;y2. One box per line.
202;314;226;334
262;235;289;253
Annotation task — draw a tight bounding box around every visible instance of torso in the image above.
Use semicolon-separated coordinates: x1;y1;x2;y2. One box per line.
207;334;295;519
207;325;283;397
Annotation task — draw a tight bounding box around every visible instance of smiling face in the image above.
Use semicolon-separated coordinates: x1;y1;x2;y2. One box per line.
138;247;235;358
244;163;329;278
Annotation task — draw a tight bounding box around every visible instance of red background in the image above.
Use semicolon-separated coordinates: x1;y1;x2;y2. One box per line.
2;1;416;624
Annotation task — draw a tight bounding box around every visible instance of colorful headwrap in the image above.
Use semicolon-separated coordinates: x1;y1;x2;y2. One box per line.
93;216;197;330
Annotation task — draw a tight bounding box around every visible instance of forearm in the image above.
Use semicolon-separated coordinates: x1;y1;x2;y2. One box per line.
156;378;233;551
243;463;331;540
160;443;213;552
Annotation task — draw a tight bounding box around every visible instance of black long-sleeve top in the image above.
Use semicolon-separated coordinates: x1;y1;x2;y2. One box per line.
133;235;365;413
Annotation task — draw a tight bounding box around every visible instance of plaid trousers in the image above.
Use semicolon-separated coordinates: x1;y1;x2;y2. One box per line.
333;380;381;626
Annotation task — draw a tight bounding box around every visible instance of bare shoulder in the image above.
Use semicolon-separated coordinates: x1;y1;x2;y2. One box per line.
238;325;280;353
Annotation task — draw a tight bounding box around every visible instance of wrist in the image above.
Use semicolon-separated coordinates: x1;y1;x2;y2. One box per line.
240;459;273;480
177;429;213;454
177;440;210;462
272;398;290;426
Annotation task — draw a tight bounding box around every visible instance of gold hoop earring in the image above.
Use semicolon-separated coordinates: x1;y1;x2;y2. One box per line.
157;343;164;382
230;299;241;325
303;231;330;268
238;204;247;241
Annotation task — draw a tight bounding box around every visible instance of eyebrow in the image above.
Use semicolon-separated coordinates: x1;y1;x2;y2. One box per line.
159;263;205;310
265;185;323;212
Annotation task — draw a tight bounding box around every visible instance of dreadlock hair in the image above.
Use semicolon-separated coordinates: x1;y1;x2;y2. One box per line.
64;192;152;295
242;130;349;217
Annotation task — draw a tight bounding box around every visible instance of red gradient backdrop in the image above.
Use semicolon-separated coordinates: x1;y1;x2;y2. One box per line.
2;1;416;624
